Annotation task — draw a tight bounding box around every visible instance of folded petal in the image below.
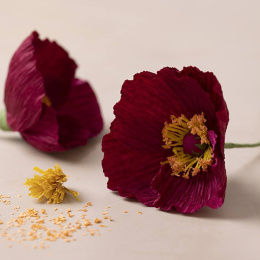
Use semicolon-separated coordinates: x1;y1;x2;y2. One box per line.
102;131;167;206
21;105;65;152
21;79;103;152
33;32;77;109
56;78;103;149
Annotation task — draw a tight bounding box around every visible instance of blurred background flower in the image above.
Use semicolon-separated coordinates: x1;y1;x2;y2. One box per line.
0;31;103;152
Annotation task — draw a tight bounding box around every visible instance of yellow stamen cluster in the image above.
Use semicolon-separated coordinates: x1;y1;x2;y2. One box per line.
23;164;80;204
187;113;210;144
41;95;52;107
162;113;213;179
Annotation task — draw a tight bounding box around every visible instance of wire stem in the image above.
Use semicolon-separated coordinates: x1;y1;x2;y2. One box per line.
225;142;260;149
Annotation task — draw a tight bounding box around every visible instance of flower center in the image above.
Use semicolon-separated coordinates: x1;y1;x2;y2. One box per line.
183;133;208;156
162;113;213;179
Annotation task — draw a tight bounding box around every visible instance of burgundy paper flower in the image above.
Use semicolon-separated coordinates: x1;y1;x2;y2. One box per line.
102;67;229;213
3;31;103;152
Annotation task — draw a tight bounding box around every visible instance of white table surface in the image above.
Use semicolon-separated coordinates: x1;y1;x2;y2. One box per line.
0;1;260;259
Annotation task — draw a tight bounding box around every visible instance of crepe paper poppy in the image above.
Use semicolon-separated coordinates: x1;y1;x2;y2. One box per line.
0;31;103;152
102;67;229;213
24;164;80;204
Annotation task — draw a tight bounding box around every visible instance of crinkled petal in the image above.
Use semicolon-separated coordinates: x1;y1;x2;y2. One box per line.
152;157;227;213
102;130;168;206
4;32;45;132
21;105;65;152
180;66;229;155
112;68;215;152
56;78;103;149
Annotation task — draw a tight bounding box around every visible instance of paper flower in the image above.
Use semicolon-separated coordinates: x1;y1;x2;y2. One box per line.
0;31;103;152
102;67;229;213
24;164;80;204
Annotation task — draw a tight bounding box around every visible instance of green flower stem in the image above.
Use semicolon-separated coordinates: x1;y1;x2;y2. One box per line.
0;108;11;131
225;142;260;149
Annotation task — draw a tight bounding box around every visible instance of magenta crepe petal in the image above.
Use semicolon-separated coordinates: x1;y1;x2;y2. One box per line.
32;32;77;109
102;128;167;206
152;160;226;213
21;79;103;152
113;68;215;153
4;31;103;152
5;32;45;132
21;105;64;152
102;66;229;213
56;78;103;149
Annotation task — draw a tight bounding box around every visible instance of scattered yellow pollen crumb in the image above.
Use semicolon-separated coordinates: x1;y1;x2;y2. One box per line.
18;195;22;197
138;211;143;214
53;215;66;225
77;209;87;212
36;219;45;224
81;214;87;219
83;219;92;227
0;196;113;249
123;211;128;213
94;218;101;224
87;229;95;236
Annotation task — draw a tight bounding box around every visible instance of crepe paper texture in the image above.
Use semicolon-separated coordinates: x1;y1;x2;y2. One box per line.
0;31;103;152
24;164;80;204
102;67;229;213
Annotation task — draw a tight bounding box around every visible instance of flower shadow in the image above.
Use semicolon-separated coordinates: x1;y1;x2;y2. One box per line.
0;129;106;164
113;154;260;221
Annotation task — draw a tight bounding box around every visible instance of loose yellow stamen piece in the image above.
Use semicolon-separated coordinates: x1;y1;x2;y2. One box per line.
23;164;80;204
41;95;52;107
162;113;213;178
